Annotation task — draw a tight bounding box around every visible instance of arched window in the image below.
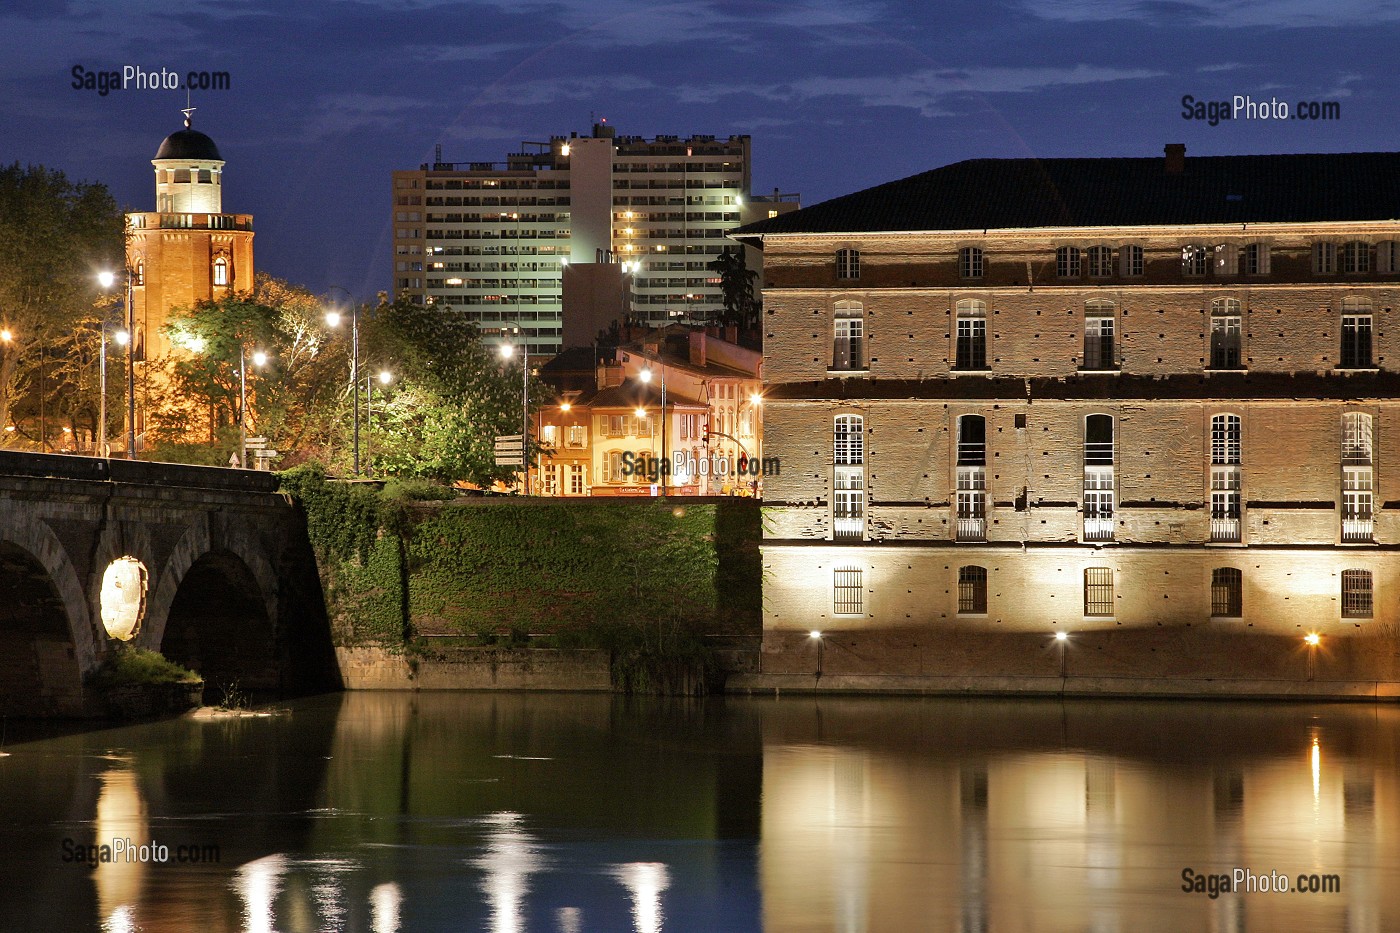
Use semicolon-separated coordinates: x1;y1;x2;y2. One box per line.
1378;241;1398;274
1242;242;1270;275
1313;242;1337;274
836;248;860;280
1083;299;1116;370
1182;244;1209;276
1211;568;1242;618
1086;246;1113;278
1340;297;1373;369
954;299;987;371
1342;413;1374;542
1084;415;1114;541
959;246;984;279
213;256;228;286
1057;246;1081;278
1342;241;1371;274
1118;245;1144;277
956;415;986;465
958;566;988;614
1209;298;1242;370
133;258;145;286
832;300;864;371
1210;414;1241;542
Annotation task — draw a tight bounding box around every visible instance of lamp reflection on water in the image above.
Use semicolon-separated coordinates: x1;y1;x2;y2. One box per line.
236;855;288;933
611;861;671;933
371;882;403;933
95;766;148;931
475;812;544;933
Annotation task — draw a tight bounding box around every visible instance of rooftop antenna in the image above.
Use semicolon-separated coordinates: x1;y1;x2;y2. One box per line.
435;143;442;164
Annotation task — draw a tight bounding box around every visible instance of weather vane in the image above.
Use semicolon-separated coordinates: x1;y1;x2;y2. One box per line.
182;87;195;128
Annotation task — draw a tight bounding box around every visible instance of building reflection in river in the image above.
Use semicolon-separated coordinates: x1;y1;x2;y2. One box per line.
759;699;1400;933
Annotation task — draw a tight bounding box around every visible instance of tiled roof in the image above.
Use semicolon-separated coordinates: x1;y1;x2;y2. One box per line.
732;151;1400;237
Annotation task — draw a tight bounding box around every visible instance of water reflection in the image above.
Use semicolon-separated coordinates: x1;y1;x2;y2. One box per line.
0;693;1398;931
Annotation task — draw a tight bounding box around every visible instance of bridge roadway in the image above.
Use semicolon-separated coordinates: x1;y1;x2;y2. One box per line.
0;451;338;716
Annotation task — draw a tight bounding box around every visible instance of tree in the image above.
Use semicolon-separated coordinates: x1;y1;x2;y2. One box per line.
0;163;124;447
707;247;759;330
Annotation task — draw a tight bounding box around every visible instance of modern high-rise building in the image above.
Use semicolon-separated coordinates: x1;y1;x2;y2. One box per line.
392;122;796;355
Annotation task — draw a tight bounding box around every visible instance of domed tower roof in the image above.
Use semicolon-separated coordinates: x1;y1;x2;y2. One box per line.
154;115;222;161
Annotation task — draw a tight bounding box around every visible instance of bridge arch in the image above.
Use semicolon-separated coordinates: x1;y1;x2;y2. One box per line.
149;526;281;696
0;531;90;716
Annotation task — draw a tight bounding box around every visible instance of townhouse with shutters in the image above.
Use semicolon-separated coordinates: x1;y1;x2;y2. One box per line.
729;145;1400;697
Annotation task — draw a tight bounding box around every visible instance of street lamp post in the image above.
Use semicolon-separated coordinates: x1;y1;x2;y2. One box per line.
638;366;667;494
366;369;391;478
237;346;268;469
324;287;360;475
499;325;530;495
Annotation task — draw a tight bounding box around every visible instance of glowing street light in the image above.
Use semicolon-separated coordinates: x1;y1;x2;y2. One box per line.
96;268;137;458
809;630;824;679
324;287;360;474
366;369;393;477
498;325;530;494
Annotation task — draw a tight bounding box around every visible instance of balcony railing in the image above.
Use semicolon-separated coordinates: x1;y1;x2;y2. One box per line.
1342;518;1374;543
833;517;865;540
1083;516;1115;542
956;517;987;542
1210;517;1241;543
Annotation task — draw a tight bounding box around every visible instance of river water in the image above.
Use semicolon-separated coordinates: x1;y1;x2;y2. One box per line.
0;692;1397;932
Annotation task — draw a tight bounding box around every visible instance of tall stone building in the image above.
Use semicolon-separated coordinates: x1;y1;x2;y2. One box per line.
732;145;1400;696
125;113;254;445
392;122;796;355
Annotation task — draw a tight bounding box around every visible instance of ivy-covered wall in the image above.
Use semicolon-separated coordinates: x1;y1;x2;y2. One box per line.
279;467;760;650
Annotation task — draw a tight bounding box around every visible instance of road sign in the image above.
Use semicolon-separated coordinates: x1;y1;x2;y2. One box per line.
495;434;524;467
244;435;270;449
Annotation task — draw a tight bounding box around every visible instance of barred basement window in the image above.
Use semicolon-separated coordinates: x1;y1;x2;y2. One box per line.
959;246;985;279
1084;568;1114;616
1341;569;1373;619
833;567;864;615
1057;246;1081;278
836;248;860;280
1211;567;1242;617
958;566;988;614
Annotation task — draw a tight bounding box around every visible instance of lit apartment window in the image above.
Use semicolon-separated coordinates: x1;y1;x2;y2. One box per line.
213;256;228;286
1242;243;1270;275
1084;567;1114;616
1181;245;1209;276
1342;412;1374;542
1211;568;1243;617
1057;246;1081;278
1209;298;1243;370
1210;414;1242;543
1083;414;1115;542
1119;245;1144;277
959;246;985;280
956;415;987;542
836;248;860;280
1340;297;1373;369
1378;241;1399;274
540;424;559;447
833;566;864;614
1087;246;1113;278
1313;242;1337;274
834;415;865;540
568;464;586;495
1341;569;1373;618
1082;299;1116;370
604;450;625;482
833;301;865;371
1342;241;1371;274
958;565;988;614
954;299;988;371
566;425;586;447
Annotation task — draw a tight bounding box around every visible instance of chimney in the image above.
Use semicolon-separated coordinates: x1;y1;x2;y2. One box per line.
724;324;738;345
689;331;708;367
1164;143;1186;175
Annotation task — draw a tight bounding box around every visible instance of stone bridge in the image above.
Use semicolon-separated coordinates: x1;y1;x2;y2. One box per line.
0;451;338;716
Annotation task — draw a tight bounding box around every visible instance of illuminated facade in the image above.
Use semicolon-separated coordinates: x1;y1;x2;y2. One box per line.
734;145;1400;695
392;123;797;355
125;114;254;446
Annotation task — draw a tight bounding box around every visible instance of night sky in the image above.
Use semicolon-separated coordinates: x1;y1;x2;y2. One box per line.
5;0;1396;301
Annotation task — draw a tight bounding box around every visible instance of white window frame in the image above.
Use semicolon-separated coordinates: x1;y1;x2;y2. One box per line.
1086;245;1113;278
954;299;988;371
959;246;984;280
1119;245;1144;277
1082;300;1116;370
1209;299;1243;370
1057;246;1081;278
833;301;865;372
1182;245;1209;276
1242;242;1271;275
836;248;860;280
1313;241;1337;274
